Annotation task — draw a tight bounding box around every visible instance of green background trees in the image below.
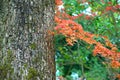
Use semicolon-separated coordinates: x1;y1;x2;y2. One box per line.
55;0;120;80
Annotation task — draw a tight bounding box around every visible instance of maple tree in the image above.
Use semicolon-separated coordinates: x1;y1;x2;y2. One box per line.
55;0;120;79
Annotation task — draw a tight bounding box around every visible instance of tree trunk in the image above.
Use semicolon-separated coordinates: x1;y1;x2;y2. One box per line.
0;0;55;80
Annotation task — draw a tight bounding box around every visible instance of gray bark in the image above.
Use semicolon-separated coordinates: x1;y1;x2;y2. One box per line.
0;0;55;80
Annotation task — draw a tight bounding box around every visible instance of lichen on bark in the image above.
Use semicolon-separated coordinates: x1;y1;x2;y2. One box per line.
0;0;55;80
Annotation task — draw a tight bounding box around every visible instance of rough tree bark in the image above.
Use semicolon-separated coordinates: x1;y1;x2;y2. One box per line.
0;0;55;80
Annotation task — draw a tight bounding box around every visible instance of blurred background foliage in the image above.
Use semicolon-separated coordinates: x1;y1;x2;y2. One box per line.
55;0;120;80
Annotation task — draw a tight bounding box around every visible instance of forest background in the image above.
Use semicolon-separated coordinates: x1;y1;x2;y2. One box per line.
55;0;120;80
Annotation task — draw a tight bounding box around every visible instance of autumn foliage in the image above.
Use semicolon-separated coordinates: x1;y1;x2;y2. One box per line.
55;0;120;72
